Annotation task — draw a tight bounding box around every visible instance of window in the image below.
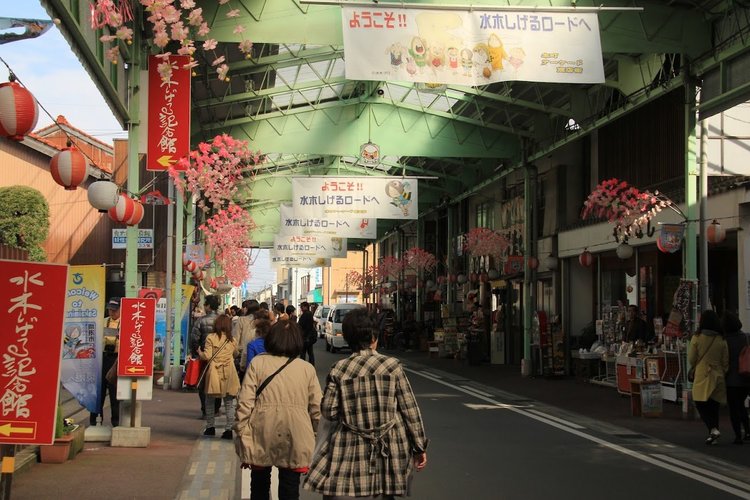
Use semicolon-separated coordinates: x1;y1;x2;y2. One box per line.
476;201;493;228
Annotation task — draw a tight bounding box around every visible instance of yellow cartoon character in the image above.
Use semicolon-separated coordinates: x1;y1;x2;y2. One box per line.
408;37;428;71
385;180;413;217
487;33;509;71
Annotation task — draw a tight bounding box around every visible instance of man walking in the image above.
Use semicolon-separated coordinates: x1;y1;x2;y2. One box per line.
298;301;317;366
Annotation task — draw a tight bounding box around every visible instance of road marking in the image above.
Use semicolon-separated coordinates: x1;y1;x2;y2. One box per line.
459;385;494;397
652;454;750;493
526;409;586;430
406;367;750;499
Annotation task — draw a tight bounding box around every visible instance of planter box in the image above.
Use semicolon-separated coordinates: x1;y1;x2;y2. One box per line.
39;434;73;464
67;425;84;459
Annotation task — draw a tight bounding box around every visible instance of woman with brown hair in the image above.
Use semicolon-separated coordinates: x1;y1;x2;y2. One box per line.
199;313;240;439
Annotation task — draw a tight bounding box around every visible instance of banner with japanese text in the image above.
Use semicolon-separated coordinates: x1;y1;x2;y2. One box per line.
0;260;68;445
342;6;604;85
61;265;104;416
118;298;156;377
272;234;347;259
278;203;377;239
291;176;418;219
147;54;191;171
270;255;332;268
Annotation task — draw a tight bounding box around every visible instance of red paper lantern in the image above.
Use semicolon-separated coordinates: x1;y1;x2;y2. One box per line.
528;256;539;270
449;274;457;283
50;145;87;190
108;193;136;223
437;275;445;285
192;269;204;281
125;199;144;226
0;80;39;141
184;260;197;273
706;219;726;244
479;272;489;283
579;249;593;267
469;272;478;283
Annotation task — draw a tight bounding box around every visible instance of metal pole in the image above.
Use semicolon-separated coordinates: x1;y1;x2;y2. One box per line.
164;178;174;374
173;179;185;365
684;76;699;290
522;162;535;376
699;119;710;311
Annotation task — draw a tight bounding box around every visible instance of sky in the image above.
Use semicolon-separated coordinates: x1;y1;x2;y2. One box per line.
1;3;276;292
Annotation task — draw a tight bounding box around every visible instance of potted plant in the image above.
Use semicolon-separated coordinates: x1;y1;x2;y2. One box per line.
39;405;78;463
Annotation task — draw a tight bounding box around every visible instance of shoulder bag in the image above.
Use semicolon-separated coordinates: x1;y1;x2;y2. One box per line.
739;334;750;376
196;338;230;387
255;357;295;398
688;336;716;382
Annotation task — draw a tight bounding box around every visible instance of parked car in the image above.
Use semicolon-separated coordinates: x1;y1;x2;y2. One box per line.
314;304;331;338
325;303;365;352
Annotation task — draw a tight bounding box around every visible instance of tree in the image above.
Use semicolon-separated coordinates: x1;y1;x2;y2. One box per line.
0;186;49;261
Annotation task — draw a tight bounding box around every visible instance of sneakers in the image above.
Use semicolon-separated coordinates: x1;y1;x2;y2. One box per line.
705;428;720;445
221;430;233;440
203;427;215;436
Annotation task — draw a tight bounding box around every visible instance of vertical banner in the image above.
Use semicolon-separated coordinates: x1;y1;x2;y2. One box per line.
61;265;105;415
118;298;157;377
342;7;604;85
0;260;68;445
180;284;195;362
147;54;191;171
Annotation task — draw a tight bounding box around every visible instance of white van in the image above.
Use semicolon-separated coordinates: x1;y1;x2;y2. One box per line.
314;304;331;338
325;303;365;352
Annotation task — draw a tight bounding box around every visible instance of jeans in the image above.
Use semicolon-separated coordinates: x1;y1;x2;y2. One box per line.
206;395;235;430
695;398;720;432
726;386;750;439
250;467;300;500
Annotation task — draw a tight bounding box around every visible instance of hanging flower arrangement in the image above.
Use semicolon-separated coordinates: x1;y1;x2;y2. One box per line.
402;247;437;273
169;134;263;210
199;204;255;285
375;256;403;282
91;0;254;82
581;178;678;242
463;227;510;261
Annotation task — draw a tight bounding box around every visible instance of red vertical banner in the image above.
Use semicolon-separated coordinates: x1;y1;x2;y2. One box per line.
147;54;191;171
118;298;156;377
0;260;68;445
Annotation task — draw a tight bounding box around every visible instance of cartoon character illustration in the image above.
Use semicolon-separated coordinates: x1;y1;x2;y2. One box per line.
447;47;459;73
385;180;413;217
508;47;526;71
473;43;493;78
332;238;343;253
406;57;417;76
359;219;370;235
408;37;428;72
63;326;82;359
386;42;405;72
429;43;445;71
360;142;380;166
460;48;473;77
487;34;509;71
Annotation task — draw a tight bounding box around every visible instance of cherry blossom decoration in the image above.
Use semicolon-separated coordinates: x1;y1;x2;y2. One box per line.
581;178;682;242
463;227;510;262
169;134;263;210
402;248;437;273
374;256;403;283
199;204;255;286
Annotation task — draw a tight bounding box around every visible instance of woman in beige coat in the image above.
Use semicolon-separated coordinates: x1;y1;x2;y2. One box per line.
689;310;729;444
234;319;322;500
199;314;240;439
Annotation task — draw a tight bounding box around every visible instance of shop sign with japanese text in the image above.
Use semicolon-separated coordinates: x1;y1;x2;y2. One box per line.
342;7;604;85
112;229;153;249
147;54;191;171
0;260;68;445
292;177;418;220
278;203;376;239
272;234;347;259
270;256;332;268
117;298;156;377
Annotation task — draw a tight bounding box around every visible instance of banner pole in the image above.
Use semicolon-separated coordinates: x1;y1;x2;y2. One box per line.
130;380;138;427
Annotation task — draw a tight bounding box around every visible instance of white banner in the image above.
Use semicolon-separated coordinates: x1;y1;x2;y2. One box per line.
272;234;347;259
342;7;604;85
292;177;418;219
278;203;377;239
271;255;332;268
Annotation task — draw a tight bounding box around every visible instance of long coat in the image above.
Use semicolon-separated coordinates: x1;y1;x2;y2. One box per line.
725;330;750;388
199;333;240;398
304;349;428;497
234;354;322;469
689;329;729;403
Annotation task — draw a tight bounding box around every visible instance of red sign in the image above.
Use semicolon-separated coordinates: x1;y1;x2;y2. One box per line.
118;298;156;377
138;288;163;301
147;54;191;171
0;260;68;445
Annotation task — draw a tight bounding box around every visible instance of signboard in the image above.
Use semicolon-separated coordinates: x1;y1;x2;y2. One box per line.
117;298;156;377
640;380;663;417
272;234;347;259
270;256;332;268
342;6;604;85
147;54;191;171
0;260;68;445
138;288;163;300
278;203;376;239
291;176;418;219
112;228;154;249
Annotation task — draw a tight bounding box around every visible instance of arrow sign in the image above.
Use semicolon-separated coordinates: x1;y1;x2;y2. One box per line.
126;366;145;374
156;155;174;167
0;422;36;437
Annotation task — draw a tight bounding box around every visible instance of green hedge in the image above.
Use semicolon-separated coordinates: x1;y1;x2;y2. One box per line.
0;185;49;261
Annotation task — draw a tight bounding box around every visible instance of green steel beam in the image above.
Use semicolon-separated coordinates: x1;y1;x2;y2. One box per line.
196;76;350;108
228;45;344;74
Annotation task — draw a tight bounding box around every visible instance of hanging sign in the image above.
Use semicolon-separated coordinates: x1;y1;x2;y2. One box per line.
0;260;68;445
342;7;604;85
278;203;376;239
657;224;684;254
292;176;418;219
360;142;381;166
117;298;156;377
147;54;191;171
272;235;347;259
270;256;332;268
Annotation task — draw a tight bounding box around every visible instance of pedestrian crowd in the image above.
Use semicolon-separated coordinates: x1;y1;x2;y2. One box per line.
188;296;428;499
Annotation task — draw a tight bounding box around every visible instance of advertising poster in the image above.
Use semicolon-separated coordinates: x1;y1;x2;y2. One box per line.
342;6;604;85
278;203;376;239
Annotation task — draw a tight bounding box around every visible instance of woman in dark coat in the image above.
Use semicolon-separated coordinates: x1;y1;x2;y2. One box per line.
721;311;750;444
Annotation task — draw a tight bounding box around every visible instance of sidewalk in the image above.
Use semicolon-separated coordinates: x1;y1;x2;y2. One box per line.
8;350;750;499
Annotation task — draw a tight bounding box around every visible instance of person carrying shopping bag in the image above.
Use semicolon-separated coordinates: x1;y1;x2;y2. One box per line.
199;314;240;439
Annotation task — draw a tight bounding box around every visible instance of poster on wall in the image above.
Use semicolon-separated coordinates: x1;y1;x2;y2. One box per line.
278;203;377;239
291;177;418;219
342;6;604;85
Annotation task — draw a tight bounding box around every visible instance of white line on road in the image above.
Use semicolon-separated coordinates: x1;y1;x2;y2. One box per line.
406;367;750;499
526;409;586;430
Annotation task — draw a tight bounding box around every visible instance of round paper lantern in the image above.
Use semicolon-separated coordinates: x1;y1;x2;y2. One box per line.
0;80;39;141
184;260;197;273
183;253;191;266
579;249;593;267
449;274;457;283
487;269;499;280
125;199;144;226
88;179;119;212
192;269;204;281
456;274;467;284
469;272;478;283
437;275;445;285
425;280;435;289
50;145;87;190
706;219;726;244
479;272;489;283
108;193;137;223
616;242;633;260
544;255;559;271
528;256;539;270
